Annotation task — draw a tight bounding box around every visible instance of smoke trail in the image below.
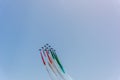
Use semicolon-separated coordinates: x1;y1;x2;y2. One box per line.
39;44;73;80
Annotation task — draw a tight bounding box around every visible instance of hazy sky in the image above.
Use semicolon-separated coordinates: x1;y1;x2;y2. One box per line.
0;0;120;80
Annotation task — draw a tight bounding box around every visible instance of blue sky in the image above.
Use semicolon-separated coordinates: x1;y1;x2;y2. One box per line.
0;0;120;80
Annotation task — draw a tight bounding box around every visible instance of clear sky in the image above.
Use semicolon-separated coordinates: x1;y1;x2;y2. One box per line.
0;0;120;80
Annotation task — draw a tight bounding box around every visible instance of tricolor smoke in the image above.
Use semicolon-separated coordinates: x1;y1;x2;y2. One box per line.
39;44;73;80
